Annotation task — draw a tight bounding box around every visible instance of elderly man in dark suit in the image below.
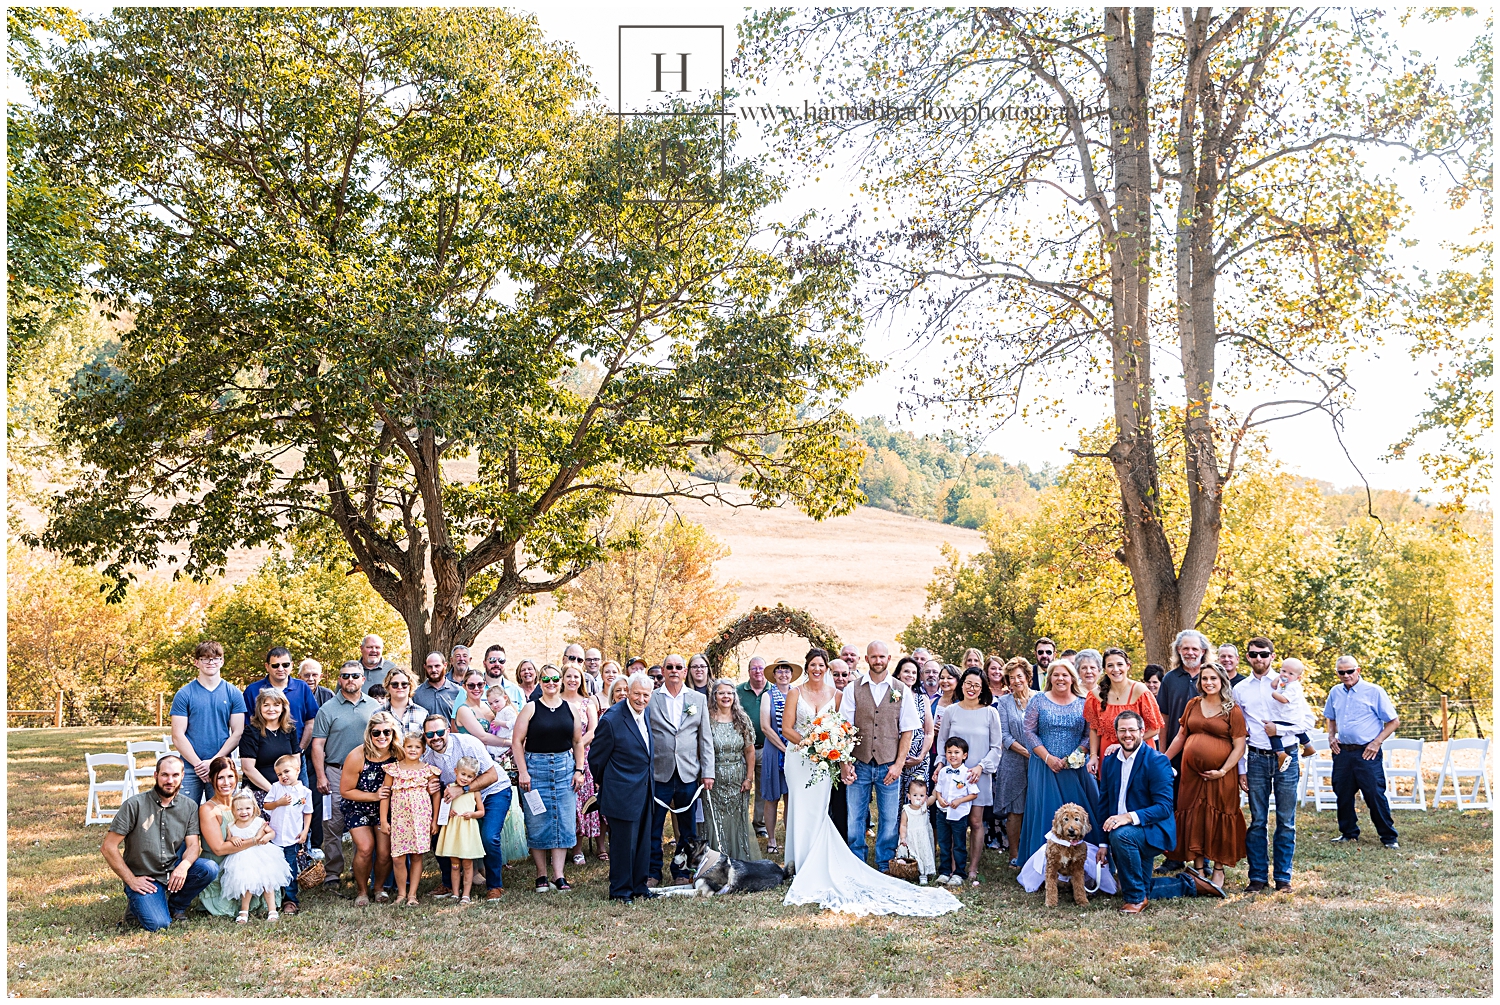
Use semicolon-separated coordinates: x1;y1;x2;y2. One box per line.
588;672;659;903
647;654;715;887
1097;709;1223;912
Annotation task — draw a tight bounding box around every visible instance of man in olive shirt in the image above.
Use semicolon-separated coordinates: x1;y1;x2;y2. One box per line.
310;661;379;884
736;656;770;837
102;755;217;931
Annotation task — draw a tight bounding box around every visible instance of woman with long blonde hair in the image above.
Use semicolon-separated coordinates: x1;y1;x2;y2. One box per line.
340;711;401;904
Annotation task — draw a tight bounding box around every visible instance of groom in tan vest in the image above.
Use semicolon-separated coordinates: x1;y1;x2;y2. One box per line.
838;640;918;873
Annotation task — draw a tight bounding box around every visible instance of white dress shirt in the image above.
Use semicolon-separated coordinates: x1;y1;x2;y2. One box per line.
840;674;920;732
1115;746;1141;826
1233;673;1278;751
660;687;685;728
630;706;651;748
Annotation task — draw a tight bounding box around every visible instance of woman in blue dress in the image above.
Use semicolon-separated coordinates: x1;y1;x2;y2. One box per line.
1017;660;1104;867
758;659;797;855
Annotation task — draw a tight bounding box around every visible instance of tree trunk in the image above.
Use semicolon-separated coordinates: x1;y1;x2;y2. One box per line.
1102;7;1182;666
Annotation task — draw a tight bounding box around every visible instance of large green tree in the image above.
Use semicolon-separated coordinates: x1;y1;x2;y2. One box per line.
34;8;874;658
745;7;1473;663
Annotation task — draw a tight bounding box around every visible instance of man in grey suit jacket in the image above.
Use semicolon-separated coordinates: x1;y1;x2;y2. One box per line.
647;654;715;885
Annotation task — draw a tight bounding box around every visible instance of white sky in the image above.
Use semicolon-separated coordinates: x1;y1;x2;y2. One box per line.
531;2;1490;499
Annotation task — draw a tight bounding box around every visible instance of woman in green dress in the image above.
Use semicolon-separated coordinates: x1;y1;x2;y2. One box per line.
195;756;278;917
703;679;762;862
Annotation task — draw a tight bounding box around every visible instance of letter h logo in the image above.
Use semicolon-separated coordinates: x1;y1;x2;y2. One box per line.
616;26;726;205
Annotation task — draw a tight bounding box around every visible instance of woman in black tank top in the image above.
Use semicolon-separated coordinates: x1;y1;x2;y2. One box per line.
512;663;585;891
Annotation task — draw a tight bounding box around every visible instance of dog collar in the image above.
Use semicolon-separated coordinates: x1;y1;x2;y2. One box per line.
1044;829;1084;848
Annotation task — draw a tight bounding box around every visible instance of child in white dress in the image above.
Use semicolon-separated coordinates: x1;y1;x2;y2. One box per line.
897;777;937;885
220;791;293;923
1271;658;1316;772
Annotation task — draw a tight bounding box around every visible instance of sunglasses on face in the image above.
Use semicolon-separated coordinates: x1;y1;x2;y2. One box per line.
539;675;561;683
387;681;410;688
1247;650;1272;659
269;661;292;669
371;729;394;737
339;672;363;680
664;664;685;671
1336;668;1357;676
466;681;486;689
564;655;584;662
424;729;447;739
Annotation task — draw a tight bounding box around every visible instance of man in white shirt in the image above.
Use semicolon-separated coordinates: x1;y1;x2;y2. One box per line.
1232;636;1300;894
420;713;511;902
647;655;714;886
837;640;918;872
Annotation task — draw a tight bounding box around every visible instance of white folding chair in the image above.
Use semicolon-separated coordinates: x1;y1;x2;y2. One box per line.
1382;738;1427;810
1433;738;1492;810
126;740;172;791
85;753;136;825
1301;738;1337;810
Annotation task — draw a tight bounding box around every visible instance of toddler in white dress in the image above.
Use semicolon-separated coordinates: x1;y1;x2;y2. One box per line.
219;791;292;923
897;777;937;884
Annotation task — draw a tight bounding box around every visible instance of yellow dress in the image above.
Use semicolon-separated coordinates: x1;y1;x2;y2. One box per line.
435;792;484;859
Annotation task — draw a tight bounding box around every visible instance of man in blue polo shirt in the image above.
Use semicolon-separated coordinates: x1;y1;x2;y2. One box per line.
243;647;320;747
1323;656;1401;849
169;641;246;803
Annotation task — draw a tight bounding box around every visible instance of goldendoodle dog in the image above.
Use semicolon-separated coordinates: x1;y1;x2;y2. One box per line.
1044;802;1092;907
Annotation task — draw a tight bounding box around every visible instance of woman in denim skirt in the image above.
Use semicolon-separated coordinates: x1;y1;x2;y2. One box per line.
512;664;587;892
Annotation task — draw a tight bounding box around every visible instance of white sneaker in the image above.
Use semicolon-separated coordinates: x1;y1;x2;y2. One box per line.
918;875;928;885
936;873;951;885
947;875;964;887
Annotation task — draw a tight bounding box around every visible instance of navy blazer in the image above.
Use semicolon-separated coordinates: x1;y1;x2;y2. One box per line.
588;701;655;822
1098;743;1177;855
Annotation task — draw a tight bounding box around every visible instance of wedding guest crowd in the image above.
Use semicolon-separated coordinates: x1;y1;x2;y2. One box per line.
110;624;1392;929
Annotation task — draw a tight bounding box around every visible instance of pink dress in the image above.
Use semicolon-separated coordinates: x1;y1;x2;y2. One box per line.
569;698;600;839
384;761;440;856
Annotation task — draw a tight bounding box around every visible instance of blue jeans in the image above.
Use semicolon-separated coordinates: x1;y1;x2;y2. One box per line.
279;845;300;904
177;770;206;805
1245;747;1299;885
1106;825;1198;903
650;773;700;881
123;856;219;931
847;759;901;871
480;788;511;890
935;814;969;876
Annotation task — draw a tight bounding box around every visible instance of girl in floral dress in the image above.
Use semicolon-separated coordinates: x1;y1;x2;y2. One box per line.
380;732;441;906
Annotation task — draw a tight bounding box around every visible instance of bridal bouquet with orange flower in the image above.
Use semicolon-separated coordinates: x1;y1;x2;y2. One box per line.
799;711;859;789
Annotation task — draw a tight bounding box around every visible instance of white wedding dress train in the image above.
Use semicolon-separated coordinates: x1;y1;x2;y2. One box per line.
782;699;961;917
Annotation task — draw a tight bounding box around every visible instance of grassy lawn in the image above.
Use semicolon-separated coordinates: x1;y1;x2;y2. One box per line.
7;726;1493;997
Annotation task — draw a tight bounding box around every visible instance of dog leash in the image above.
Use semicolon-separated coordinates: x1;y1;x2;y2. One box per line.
653;783;706;814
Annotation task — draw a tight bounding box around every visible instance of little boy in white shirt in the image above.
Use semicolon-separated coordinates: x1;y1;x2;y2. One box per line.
933;737;980;886
1270;658;1316;772
262;754;313;912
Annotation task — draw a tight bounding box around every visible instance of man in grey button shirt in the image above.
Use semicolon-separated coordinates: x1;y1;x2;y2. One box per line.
310;661;378;883
413;651;463;716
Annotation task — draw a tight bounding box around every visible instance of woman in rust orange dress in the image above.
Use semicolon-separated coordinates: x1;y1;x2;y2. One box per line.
1161;663;1247;892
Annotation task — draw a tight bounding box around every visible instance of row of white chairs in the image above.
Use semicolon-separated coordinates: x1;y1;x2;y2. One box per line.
1298;735;1491;812
84;737;243;825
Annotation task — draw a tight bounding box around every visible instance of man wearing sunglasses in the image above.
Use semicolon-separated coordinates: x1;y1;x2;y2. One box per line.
244;647;320;751
420;713;511;901
1232;637;1299;893
1323;657;1400;850
483;645;525;706
647;654;715;887
310;661;378;886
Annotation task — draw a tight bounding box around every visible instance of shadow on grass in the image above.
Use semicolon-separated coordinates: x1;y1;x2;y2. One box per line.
7;726;1493;996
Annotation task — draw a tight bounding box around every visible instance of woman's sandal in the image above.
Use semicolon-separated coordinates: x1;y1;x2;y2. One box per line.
766;841;779;855
354;894;370;907
374;890;391;904
459;896;471;905
597;852;609;862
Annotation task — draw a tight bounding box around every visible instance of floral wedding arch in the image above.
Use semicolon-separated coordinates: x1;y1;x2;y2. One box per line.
703;604;842;676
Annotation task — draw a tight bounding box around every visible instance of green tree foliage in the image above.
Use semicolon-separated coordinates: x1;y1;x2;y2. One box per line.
853;416;1049;526
745;8;1478;662
5;545;214;722
903;423;1492;717
33;8;875;660
180;559;409;687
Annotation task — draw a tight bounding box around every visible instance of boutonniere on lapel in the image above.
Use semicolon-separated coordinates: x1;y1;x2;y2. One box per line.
887;684;902;705
685;703;698;716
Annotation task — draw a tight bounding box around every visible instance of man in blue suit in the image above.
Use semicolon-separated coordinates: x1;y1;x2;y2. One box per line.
1098;710;1224;912
588;672;658;903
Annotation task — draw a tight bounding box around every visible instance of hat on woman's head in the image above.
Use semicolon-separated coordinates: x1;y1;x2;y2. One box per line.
768;658;803;684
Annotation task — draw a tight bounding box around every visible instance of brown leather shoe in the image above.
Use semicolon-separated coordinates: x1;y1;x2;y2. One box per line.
432;885;454;898
485;888;505;901
1119;900;1148;914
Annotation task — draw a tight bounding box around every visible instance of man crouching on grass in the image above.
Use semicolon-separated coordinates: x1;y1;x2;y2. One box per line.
101;755;219;930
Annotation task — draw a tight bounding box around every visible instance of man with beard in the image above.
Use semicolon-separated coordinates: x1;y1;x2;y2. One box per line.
102;755;218;930
1031;638;1056;691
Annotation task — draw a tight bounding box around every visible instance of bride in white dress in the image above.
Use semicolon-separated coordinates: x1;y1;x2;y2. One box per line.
780;649;961;917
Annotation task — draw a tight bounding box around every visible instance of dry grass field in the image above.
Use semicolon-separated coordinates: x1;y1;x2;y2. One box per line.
7;726;1493;997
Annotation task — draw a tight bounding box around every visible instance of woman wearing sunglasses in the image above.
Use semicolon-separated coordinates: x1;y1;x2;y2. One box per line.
453;669;507;752
511;664;587;892
340;711;401;905
380;667;427;738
